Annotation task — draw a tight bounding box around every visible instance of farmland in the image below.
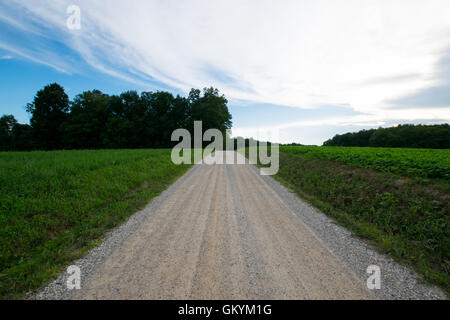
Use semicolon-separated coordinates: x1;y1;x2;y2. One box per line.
1;146;449;298
272;146;449;291
0;149;193;299
280;146;450;180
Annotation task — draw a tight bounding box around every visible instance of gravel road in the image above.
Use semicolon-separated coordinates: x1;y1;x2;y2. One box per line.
36;151;446;300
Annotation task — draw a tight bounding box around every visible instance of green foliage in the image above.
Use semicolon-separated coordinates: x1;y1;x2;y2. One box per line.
0;115;32;151
61;89;110;149
10;123;33;151
323;124;450;149
0;115;17;151
0;149;192;299
26;83;70;150
2;84;232;151
281;145;450;180
189;87;232;133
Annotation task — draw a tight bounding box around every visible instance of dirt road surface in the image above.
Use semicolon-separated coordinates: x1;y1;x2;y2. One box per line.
36;151;446;300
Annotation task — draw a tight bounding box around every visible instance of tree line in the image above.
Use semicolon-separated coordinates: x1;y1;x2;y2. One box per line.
0;83;232;151
323;124;450;149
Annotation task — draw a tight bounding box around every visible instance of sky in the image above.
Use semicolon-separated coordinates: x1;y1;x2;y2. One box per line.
0;0;449;145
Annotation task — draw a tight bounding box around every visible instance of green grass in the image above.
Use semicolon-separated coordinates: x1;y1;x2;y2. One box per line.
0;149;194;299
245;146;449;292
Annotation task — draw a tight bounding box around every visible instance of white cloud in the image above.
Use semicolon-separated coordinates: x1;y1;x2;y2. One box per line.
2;0;450;142
232;107;450;144
0;42;70;73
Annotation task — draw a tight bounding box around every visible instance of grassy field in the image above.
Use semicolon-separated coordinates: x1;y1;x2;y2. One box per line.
0;149;193;299
248;146;449;292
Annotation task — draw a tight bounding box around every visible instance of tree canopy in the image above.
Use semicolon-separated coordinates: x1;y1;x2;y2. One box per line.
323;124;450;149
0;83;232;151
26;83;70;150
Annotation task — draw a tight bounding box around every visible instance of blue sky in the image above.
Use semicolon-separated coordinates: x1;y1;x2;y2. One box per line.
1;0;449;145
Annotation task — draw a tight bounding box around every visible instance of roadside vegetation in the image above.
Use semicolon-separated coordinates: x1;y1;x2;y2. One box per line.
247;145;449;292
281;146;449;180
0;149;193;299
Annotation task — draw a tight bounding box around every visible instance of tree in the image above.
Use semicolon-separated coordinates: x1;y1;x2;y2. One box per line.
62;90;110;149
103;91;147;148
11;123;33;151
143;91;179;148
6;84;233;151
0;114;17;151
26;83;69;150
324;124;450;149
189;87;232;133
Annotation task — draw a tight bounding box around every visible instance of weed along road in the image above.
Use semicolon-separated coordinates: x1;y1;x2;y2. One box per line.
37;151;445;300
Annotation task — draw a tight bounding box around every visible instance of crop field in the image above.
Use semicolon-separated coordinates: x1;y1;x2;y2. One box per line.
280;146;450;180
0;149;193;299
2;146;449;297
249;146;449;291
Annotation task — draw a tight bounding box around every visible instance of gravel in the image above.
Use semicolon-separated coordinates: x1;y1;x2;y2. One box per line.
34;164;202;300
256;165;447;300
34;152;447;300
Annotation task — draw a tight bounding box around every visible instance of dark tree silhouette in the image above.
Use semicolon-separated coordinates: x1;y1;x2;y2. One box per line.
62;90;110;149
10;123;33;151
323;124;450;149
189;87;232;133
26;83;70;150
0;83;233;151
0;115;17;151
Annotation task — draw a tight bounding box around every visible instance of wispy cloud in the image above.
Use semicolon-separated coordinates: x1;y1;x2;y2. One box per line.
1;0;449;142
0;55;13;60
0;42;70;73
232;107;450;144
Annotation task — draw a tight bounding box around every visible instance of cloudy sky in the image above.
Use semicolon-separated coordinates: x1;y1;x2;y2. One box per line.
1;0;449;144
